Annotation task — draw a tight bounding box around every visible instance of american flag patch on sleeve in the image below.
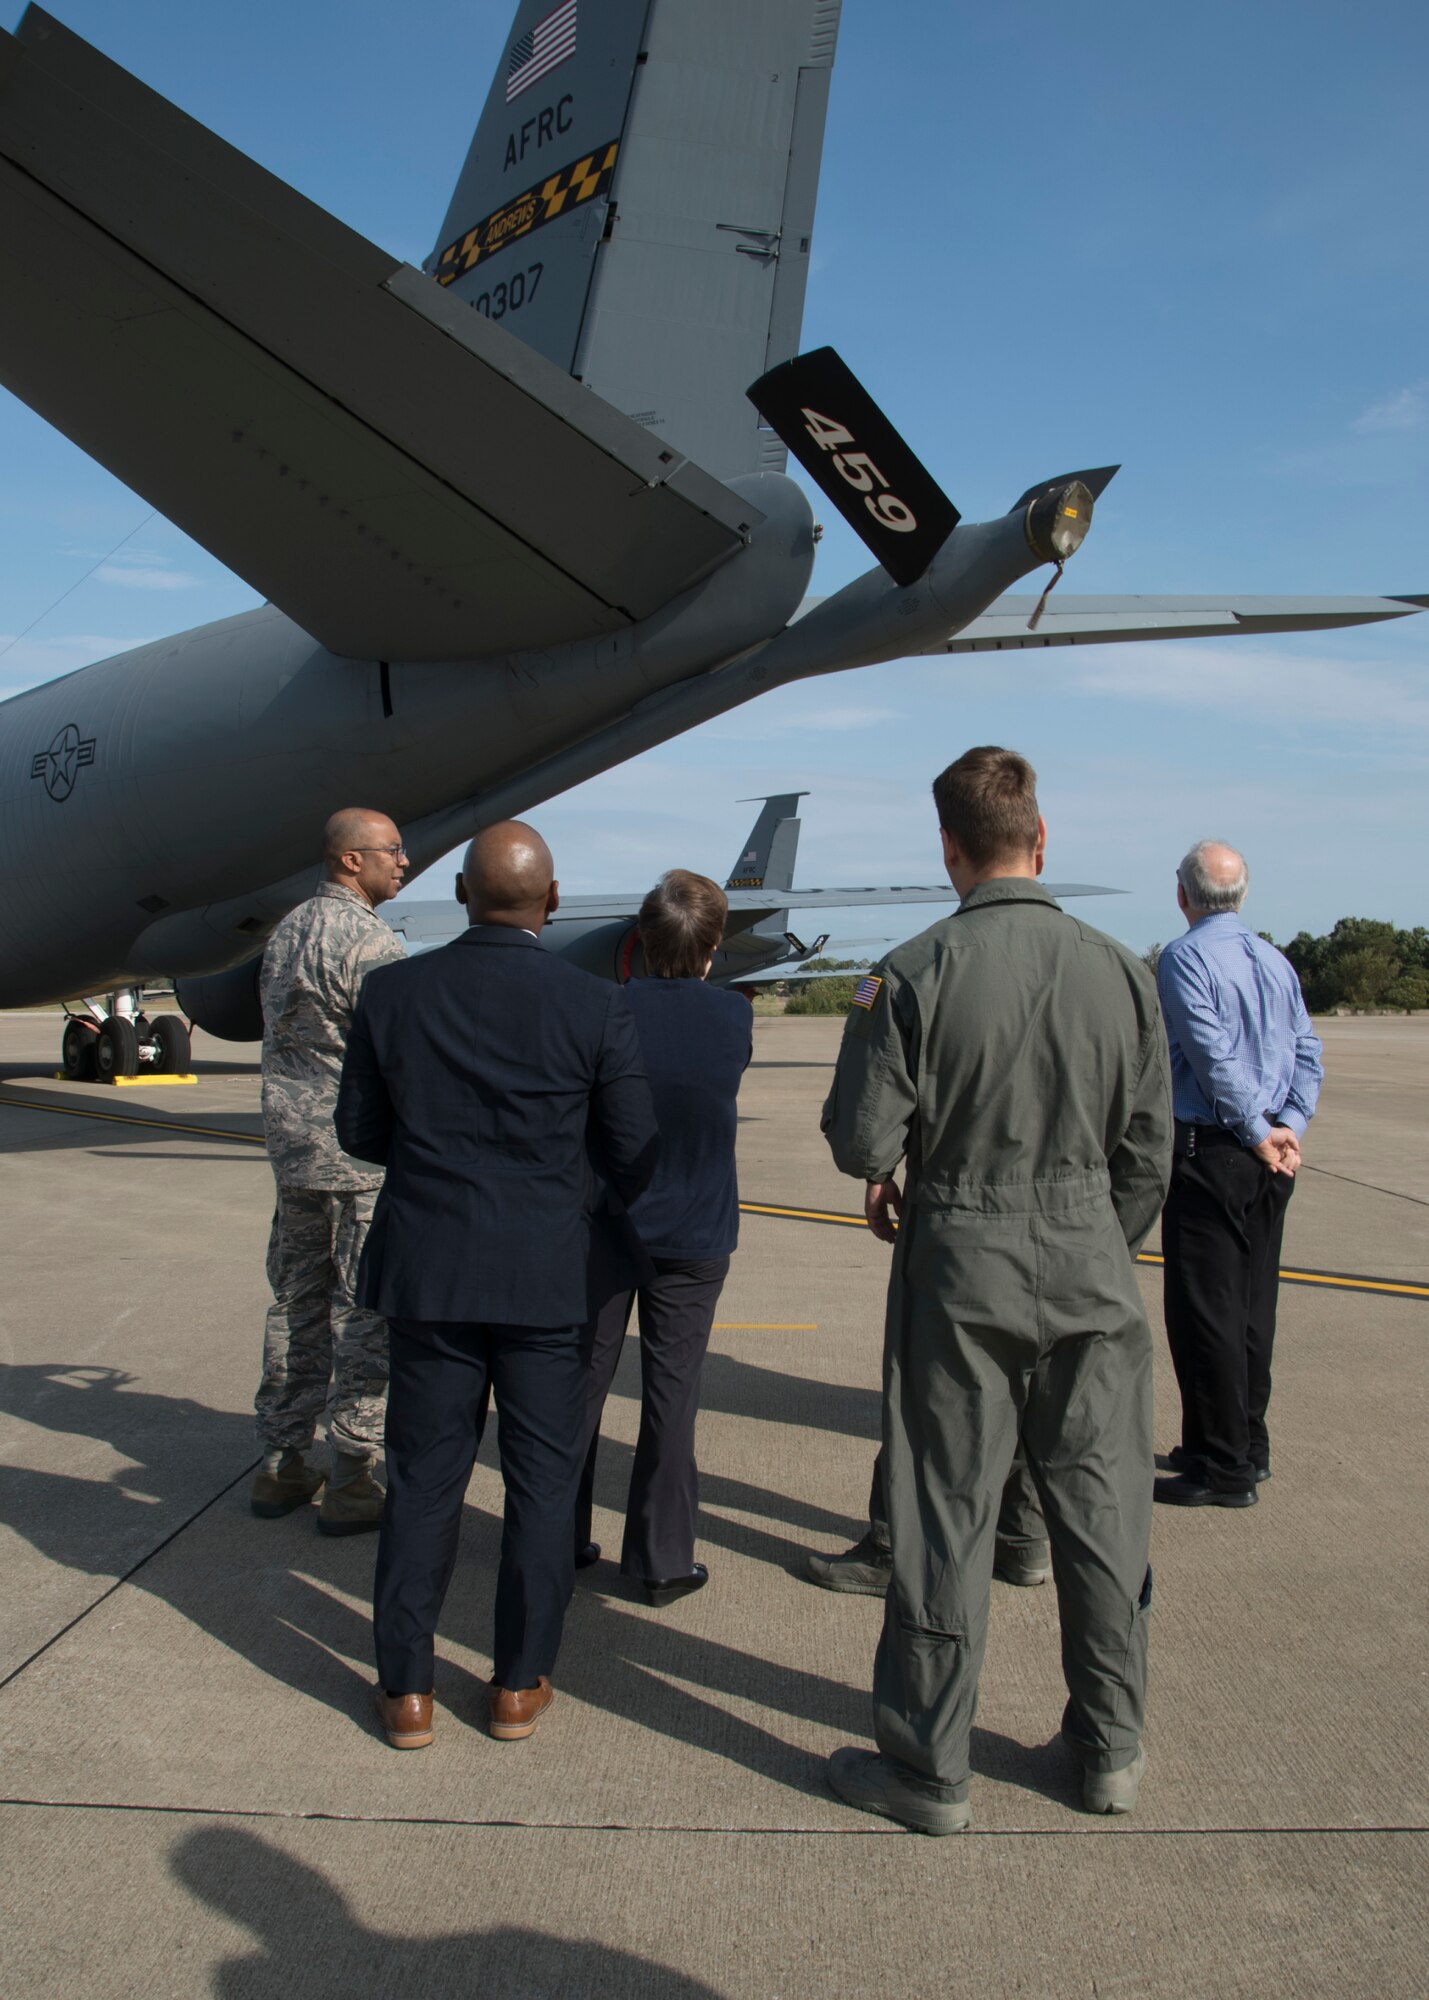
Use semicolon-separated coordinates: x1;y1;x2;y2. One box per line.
850;974;884;1010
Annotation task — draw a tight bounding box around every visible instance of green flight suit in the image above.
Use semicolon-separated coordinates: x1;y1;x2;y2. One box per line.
822;879;1172;1798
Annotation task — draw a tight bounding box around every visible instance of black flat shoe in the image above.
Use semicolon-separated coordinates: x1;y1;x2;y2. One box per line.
643;1563;709;1607
574;1541;601;1569
1154;1475;1257;1509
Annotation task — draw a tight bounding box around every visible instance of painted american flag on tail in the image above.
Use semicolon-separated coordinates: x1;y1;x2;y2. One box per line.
506;1;578;101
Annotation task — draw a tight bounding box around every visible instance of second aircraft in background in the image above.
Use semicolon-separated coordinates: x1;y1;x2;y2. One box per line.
381;793;1119;994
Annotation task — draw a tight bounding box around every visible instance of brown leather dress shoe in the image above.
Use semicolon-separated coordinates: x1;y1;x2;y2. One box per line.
374;1688;434;1750
489;1676;554;1740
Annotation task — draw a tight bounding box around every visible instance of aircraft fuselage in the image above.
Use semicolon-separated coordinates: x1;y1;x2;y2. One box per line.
0;473;1058;1007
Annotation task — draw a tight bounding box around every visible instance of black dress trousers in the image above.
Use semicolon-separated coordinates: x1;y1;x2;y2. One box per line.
1161;1135;1295;1491
575;1255;729;1581
374;1317;587;1694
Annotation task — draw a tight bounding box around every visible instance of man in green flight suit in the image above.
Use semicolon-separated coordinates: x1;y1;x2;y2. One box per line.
821;747;1172;1833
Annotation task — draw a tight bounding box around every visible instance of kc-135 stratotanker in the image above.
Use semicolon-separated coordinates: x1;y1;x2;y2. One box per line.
0;3;1421;1080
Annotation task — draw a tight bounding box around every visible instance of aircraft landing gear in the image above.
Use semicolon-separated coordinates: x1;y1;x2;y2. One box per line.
94;1014;139;1081
62;994;193;1081
61;1014;99;1080
148;1014;192;1073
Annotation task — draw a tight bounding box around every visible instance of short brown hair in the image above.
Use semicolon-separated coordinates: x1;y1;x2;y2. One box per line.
932;747;1039;867
638;870;728;978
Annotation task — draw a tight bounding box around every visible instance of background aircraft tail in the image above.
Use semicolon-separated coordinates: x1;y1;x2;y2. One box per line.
428;0;842;482
725;793;807;893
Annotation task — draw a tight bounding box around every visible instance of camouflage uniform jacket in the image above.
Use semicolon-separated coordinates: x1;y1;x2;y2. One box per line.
261;883;406;1190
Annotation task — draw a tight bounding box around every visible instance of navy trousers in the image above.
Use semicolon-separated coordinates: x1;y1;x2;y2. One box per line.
575;1255;728;1580
373;1317;587;1694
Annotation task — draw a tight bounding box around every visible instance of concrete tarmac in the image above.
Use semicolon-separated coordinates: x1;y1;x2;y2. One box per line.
1;1010;1425;1998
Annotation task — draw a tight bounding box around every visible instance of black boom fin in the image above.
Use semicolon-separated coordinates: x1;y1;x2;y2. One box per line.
748;346;960;587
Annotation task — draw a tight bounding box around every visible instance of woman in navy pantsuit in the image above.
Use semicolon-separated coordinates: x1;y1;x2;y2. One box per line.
576;870;752;1604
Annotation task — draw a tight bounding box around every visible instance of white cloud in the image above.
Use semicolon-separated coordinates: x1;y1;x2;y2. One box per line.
1070;643;1429;742
94;560;200;591
1352;383;1428;434
0;630;155;690
49;546;203;591
703;699;905;741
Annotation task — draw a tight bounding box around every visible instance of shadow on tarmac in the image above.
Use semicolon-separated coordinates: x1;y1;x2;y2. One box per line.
1;1361;1078;1811
695;1350;880;1442
170;1824;726;1997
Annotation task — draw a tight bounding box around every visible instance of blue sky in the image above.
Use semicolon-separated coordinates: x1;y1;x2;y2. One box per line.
1;0;1425;952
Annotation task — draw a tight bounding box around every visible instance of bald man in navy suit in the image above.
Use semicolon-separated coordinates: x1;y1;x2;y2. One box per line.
336;821;659;1750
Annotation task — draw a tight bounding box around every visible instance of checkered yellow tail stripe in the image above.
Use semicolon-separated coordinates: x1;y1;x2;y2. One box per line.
434;140;620;286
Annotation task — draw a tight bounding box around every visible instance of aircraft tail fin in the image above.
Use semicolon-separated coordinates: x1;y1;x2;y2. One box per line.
428;0;841;483
726;793;808;893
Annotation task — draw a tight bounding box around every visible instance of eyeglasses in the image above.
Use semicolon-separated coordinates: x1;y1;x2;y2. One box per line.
352;844;408;859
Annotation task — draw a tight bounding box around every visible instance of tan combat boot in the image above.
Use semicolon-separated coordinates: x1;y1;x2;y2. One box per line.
251;1448;325;1518
317;1453;386;1537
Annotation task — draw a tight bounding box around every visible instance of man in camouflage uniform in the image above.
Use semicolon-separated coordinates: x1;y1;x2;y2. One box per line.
251;807;408;1534
821;747;1172;1834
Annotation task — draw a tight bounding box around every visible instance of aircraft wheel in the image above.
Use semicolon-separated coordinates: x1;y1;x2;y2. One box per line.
94;1015;140;1081
61;1017;99;1081
149;1014;192;1075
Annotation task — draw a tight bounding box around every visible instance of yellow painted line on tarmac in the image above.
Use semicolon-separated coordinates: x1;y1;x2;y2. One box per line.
2;1096;1423;1302
1133;1249;1429;1300
738;1200;1429;1303
740;1201;864;1227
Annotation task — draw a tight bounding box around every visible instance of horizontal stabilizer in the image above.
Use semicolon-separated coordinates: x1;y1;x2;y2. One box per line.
938;594;1429;653
546;880;1118;921
386;879;1119;946
0;11;758;661
738;882;1121;911
748;346;960;587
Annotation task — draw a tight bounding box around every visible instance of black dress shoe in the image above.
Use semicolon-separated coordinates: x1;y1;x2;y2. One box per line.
574;1541;601;1569
1253;1464;1272;1484
1163;1445;1202;1475
643;1563;709;1607
1154;1474;1257;1509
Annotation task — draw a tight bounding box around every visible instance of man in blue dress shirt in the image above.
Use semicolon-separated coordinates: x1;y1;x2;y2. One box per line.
1155;840;1323;1507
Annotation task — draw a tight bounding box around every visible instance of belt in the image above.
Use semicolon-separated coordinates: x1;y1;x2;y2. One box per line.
1160;1120;1272;1168
1173;1119;1252;1158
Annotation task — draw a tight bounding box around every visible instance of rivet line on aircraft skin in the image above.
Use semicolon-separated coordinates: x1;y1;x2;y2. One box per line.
1;1099;1424;1303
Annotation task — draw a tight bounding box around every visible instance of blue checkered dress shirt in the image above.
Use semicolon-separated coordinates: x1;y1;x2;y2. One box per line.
1156;914;1323;1148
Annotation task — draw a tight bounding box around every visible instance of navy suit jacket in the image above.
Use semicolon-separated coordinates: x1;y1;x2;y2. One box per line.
335;924;659;1327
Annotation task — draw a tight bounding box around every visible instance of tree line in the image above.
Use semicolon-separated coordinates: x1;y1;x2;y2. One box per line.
1144;918;1427;1011
1278;918;1429;1012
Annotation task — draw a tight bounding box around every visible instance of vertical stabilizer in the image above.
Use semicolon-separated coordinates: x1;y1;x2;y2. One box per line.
427;1;841;482
427;0;649;370
727;793;807;892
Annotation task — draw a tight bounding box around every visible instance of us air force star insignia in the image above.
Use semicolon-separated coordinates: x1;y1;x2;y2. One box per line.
30;723;97;802
850;973;883;1010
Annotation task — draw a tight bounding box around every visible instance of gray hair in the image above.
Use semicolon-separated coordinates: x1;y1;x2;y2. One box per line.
1177;839;1249;914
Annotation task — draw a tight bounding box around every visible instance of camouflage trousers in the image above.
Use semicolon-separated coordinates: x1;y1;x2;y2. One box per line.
256;1186;388;1461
